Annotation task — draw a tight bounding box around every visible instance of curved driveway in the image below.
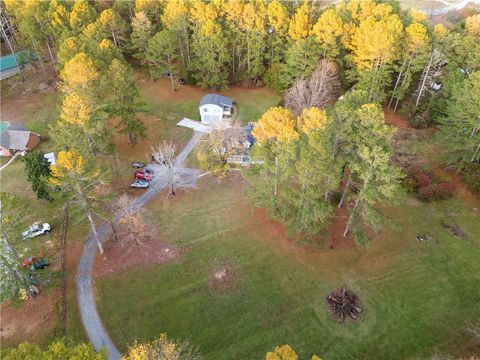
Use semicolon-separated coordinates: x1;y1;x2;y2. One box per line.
76;132;202;360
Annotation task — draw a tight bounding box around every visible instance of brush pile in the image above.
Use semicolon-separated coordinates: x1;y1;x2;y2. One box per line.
326;287;362;322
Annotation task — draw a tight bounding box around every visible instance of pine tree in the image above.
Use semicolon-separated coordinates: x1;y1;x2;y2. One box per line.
96;8;128;48
190;20;231;89
146;30;178;88
69;0;97;32
161;0;190;67
266;0;289;64
438;71;480;164
50;150;109;254
130;11;153;64
103;59;146;144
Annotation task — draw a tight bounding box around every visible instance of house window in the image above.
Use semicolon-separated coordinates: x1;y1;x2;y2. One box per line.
204;108;208;113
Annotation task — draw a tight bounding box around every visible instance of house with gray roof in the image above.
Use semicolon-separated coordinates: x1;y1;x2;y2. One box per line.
199;94;233;126
0;123;41;156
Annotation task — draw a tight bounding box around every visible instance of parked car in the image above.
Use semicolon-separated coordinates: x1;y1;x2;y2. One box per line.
144;168;154;175
132;162;146;168
130;179;149;188
22;222;51;239
135;171;154;181
164;71;175;78
179;78;186;85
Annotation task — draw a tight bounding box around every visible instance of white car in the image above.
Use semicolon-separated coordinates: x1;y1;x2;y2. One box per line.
130;179;149;189
22;222;51;239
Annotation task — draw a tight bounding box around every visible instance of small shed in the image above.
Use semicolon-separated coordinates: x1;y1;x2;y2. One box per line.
44;152;56;165
199;94;233;126
0;124;41;156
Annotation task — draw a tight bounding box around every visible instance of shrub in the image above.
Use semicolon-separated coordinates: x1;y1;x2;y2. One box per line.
462;162;480;194
404;165;433;190
418;182;456;201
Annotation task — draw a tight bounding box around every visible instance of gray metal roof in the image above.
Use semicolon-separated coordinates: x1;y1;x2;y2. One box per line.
0;124;36;150
199;94;233;108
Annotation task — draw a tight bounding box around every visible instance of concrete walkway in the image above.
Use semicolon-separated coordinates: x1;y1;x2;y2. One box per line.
0;153;19;172
76;131;202;360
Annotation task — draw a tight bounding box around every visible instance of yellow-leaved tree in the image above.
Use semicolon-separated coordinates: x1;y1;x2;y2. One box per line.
122;333;200;360
161;0;190;66
61;52;99;93
297;107;329;135
253;107;298;144
312;8;344;59
465;14;480;38
265;344;322;360
288;2;311;41
347;5;404;101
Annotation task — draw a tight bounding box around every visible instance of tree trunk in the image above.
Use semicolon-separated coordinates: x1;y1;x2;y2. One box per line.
32;40;48;81
393;60;412;112
471;141;480;162
247;32;250;74
110;222;119;242
148;64;153;80
338;172;351;208
167;57;175;92
415;49;434;110
87;211;104;254
86;133;96;157
369;57;382;101
184;25;191;65
343;198;360;237
388;57;407;108
45;38;58;77
274;155;278;197
75;183;104;254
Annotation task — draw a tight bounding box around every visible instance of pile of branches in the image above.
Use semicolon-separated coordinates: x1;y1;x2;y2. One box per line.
326;288;362;322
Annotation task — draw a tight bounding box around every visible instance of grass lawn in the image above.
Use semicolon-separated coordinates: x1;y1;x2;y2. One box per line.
95;175;480;359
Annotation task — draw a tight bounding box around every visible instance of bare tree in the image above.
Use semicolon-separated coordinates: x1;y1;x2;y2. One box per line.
285;59;341;115
112;194;149;247
151;141;179;196
414;48;446;110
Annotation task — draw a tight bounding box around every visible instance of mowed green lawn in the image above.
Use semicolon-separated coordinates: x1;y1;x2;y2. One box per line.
95;176;480;359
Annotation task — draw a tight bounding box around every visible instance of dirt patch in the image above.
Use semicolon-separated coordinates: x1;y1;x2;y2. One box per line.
1;67;58;124
93;236;181;277
208;263;236;293
0;289;59;347
383;107;410;129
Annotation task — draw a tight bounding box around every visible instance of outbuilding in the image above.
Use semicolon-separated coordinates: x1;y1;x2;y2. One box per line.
0;124;41;156
199;94;233;126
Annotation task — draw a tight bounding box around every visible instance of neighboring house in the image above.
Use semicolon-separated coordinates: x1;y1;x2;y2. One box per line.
243;123;256;149
199;94;233;126
227;123;261;166
0;124;41;156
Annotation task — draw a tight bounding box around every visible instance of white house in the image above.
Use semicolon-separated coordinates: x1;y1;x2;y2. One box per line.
199;94;233;126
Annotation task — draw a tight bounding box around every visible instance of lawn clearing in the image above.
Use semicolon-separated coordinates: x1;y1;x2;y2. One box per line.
95;174;480;359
